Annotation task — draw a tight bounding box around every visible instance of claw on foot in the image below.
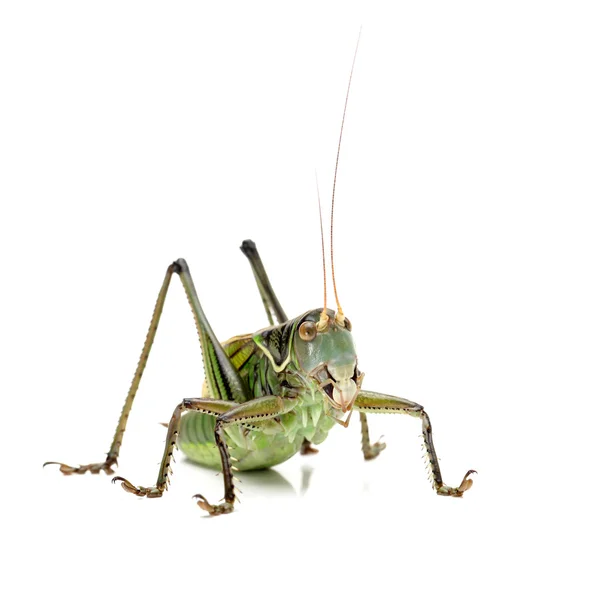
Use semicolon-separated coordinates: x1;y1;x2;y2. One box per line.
112;476;163;498
193;494;234;516
457;469;477;493
43;458;117;476
437;469;477;497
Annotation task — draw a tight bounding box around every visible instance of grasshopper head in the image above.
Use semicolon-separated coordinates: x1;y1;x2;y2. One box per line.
294;308;362;420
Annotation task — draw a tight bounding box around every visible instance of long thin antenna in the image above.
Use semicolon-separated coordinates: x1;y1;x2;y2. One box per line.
315;171;327;317
331;28;361;324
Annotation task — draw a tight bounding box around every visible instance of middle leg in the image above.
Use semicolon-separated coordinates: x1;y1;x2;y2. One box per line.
359;412;387;460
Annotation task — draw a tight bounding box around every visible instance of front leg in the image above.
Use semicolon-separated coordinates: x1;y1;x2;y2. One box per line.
354;390;475;497
195;395;296;515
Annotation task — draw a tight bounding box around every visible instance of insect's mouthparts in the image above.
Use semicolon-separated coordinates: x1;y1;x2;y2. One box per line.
331;378;357;413
315;365;358;413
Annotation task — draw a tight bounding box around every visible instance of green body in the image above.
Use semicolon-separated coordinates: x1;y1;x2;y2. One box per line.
179;312;340;471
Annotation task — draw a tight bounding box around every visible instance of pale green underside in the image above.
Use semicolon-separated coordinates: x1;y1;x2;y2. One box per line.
178;391;336;471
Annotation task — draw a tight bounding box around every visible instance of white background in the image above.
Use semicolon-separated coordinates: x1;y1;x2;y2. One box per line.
1;2;599;596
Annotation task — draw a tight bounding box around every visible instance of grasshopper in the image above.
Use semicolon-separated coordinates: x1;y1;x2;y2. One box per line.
45;38;475;515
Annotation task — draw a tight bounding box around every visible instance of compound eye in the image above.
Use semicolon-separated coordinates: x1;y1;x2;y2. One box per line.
299;321;317;341
344;318;352;331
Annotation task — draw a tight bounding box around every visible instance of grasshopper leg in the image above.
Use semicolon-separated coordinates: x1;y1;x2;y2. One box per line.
192;395;294;515
113;396;293;515
111;398;235;504
45;262;186;477
43;457;117;476
300;438;319;455
47;256;250;481
111;476;163;497
355;390;476;497
240;240;288;326
359;412;387;460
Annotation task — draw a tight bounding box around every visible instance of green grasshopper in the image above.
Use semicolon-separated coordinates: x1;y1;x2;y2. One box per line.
45;40;475;515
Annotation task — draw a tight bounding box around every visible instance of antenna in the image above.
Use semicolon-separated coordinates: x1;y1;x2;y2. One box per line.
330;28;361;325
315;171;328;332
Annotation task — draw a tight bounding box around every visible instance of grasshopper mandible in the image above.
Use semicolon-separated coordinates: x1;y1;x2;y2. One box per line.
45;36;475;515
